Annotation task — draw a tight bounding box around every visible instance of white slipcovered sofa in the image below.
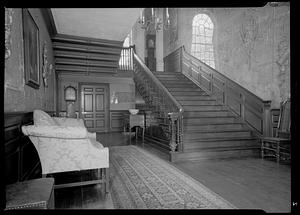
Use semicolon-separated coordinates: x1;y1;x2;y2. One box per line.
21;110;109;192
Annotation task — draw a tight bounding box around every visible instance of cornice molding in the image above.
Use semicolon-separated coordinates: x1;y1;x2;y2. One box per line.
40;8;57;37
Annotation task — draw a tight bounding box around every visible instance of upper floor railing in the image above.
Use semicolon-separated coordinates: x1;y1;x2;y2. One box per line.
118;46;134;70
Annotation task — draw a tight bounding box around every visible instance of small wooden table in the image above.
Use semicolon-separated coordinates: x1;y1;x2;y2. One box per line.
5;178;55;210
129;114;145;144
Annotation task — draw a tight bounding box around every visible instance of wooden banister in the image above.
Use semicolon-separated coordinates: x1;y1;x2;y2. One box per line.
133;53;184;114
133;52;184;153
172;45;272;137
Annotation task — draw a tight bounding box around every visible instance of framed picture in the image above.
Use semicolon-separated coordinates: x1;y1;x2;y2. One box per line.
23;8;40;89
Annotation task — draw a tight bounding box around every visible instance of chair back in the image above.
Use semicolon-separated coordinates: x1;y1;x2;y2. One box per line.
277;98;291;138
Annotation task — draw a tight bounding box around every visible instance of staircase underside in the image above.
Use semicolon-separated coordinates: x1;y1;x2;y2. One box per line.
152;72;260;161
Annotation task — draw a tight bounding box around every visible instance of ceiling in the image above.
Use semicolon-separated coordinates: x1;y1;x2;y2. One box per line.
51;8;142;42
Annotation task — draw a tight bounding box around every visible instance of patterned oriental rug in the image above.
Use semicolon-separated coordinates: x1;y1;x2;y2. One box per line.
109;145;237;209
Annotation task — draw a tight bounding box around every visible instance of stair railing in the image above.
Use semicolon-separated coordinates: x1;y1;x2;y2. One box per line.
177;46;272;137
118;46;134;70
133;52;184;153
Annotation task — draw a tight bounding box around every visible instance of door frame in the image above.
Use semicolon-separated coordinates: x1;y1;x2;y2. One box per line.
78;82;110;132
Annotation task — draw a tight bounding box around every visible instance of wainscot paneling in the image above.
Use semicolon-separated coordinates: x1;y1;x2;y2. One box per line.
110;110;128;132
4;111;56;185
164;46;182;73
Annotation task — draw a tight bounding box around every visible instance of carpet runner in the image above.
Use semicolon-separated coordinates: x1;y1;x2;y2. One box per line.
109;145;237;209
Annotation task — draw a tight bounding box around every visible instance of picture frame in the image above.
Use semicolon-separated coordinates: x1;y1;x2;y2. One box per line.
23;8;40;89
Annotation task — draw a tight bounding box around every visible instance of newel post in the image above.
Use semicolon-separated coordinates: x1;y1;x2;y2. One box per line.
262;100;272;137
168;112;179;152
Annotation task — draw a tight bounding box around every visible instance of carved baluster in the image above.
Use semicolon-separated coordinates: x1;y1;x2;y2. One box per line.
168;112;179;152
177;114;183;152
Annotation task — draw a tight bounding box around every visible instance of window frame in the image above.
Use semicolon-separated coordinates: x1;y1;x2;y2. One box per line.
191;13;215;69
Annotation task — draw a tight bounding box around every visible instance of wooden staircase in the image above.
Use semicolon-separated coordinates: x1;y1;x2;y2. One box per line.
153;71;260;161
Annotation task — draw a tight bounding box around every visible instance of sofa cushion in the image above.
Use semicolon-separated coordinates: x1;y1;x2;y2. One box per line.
34;110;57;126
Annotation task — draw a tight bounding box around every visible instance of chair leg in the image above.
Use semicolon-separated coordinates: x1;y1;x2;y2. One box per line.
97;168;101;180
105;168;109;194
276;143;280;163
261;141;264;159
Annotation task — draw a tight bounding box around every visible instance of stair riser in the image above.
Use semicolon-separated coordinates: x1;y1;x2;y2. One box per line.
183;140;259;150
167;88;203;92
155;77;182;81
180;100;217;105
183;131;251;140
154;73;184;76
160;81;191;84
183;117;236;124
183;124;244;131
184;106;227;111
184;111;233;117
175;96;212;100
171;149;260;161
162;81;195;85
171;92;207;96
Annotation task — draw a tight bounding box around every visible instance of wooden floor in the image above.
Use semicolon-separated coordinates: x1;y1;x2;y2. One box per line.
53;132;291;212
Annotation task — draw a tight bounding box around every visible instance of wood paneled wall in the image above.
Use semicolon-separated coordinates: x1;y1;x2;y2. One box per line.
52;34;123;75
110;110;128;132
5;112;39;185
4;111;55;185
164;46;182;73
270;109;280;137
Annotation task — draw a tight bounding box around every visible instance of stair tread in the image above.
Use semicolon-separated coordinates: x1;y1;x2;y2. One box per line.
183;115;236;119
183;136;256;141
184;122;243;125
184;128;250;133
178;98;215;101
183;145;260;152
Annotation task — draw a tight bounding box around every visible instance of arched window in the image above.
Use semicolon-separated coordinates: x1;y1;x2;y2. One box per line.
191;14;215;68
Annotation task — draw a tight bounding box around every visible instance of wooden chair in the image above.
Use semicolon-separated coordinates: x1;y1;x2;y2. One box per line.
261;98;291;163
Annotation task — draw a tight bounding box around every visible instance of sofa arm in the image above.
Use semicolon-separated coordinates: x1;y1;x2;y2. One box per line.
87;131;96;139
22;125;88;139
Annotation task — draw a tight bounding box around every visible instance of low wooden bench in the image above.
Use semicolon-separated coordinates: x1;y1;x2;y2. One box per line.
5;178;55;210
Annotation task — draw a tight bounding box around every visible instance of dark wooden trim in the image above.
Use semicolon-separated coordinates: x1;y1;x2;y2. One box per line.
4;112;39;185
52;33;123;48
52;34;123;75
4;110;56;185
110;110;128;132
54;179;104;189
56;66;117;74
40;8;57;37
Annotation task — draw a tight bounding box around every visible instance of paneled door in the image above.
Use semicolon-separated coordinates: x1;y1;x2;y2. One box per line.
79;83;109;132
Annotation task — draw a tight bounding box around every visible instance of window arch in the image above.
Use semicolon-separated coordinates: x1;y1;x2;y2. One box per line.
191;13;215;68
